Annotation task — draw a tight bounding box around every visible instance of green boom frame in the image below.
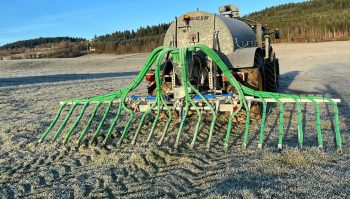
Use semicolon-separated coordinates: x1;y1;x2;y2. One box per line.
39;45;342;152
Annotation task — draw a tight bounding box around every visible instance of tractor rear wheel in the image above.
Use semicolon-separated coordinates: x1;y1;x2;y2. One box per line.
264;53;279;92
236;53;264;121
239;53;265;91
274;58;280;88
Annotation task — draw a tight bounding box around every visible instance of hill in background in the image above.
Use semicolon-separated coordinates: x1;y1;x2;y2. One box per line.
0;37;86;59
93;0;350;54
1;0;349;58
94;23;169;54
247;0;350;42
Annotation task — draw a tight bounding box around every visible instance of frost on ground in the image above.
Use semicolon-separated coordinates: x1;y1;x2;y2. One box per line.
0;41;349;198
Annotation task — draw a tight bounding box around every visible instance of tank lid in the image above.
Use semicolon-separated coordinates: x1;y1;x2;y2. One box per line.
218;4;240;18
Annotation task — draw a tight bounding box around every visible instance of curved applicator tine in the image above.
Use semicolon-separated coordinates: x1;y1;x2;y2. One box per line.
89;98;115;145
158;104;173;146
147;106;161;143
190;108;202;149
77;102;102;146
118;107;135;145
64;102;90;144
102;101;124;146
152;49;174;145
131;102;157;145
295;99;304;147
174;104;189;148
224;108;235;152
325;98;342;151
242;104;251;149
258;98;267;149
308;98;323;148
52;103;79;142
39;102;67;143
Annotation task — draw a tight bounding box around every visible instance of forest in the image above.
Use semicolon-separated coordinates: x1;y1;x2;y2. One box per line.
0;37;87;59
93;0;350;54
247;0;350;42
93;23;170;54
0;37;85;50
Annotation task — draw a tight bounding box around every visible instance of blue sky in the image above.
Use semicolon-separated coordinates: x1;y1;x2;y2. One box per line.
0;0;305;46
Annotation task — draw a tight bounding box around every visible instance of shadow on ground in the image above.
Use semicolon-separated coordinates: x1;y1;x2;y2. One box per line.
263;70;349;149
0;71;139;87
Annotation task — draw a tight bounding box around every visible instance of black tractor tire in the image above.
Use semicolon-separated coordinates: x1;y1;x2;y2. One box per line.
237;53;265;121
238;52;265;91
264;53;279;92
274;58;280;88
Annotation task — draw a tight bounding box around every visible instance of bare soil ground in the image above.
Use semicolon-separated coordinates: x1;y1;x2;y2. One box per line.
0;41;349;198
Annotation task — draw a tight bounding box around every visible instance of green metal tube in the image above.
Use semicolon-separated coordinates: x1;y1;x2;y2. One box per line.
174;49;190;148
91;46;167;145
147;104;161;143
224;109;235;152
64;102;90;144
190;109;202;149
122;48;175;145
40;45;343;151
276;99;285;149
39;102;67;142
243;105;251;148
179;48;218;150
89;97;116;145
174;48;202;149
148;48;174;143
118;107;135;145
174;100;190;148
157;50;175;146
308;98;323;147
193;45;248;149
61;46;166;104
131;102;157;145
324;98;342;150
52;103;78;142
256;92;267;149
242;86;284;148
77;102;102;146
102;101;124;146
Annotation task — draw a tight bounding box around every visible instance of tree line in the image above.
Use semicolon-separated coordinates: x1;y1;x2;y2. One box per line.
0;37;86;50
92;23;169;54
0;37;87;59
247;0;350;42
94;0;350;54
1;0;349;57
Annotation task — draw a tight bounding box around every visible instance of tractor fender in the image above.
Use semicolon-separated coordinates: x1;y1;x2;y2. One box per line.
232;47;266;87
228;47;261;69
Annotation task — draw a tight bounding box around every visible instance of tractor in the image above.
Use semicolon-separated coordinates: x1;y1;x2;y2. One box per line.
40;4;342;151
